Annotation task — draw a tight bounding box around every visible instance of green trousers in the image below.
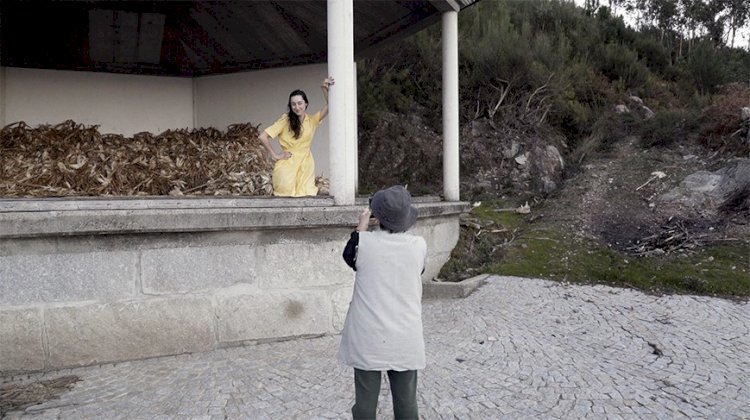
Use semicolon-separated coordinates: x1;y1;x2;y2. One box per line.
352;368;418;420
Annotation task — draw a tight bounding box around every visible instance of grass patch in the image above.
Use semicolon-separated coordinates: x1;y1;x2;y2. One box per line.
440;202;750;299
469;199;527;230
437;199;526;282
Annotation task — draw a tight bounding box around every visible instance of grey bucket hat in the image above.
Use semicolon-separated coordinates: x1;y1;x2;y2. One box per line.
370;185;418;232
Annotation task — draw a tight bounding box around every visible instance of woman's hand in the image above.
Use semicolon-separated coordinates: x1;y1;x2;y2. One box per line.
274;151;293;161
319;76;335;120
321;76;335;95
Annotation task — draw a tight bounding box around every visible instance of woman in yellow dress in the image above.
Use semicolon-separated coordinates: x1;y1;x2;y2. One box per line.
259;76;335;197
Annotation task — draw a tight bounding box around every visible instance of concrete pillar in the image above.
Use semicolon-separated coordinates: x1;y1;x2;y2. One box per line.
442;11;460;201
327;0;356;205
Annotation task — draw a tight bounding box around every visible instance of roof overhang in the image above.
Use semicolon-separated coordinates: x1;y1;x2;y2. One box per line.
0;0;476;77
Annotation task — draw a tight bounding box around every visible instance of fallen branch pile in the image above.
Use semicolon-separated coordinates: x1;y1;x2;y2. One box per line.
628;220;702;256
0;120;277;197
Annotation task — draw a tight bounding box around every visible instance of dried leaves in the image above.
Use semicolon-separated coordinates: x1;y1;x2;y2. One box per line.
0;375;81;415
315;176;330;195
0;120;276;197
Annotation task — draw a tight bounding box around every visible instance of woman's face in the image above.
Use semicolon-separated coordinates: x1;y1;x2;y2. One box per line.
290;95;308;116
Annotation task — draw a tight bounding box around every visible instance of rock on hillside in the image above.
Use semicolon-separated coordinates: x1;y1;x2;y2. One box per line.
659;158;750;219
461;119;565;198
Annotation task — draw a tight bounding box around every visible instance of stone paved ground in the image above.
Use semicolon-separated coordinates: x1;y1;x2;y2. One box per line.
2;276;749;419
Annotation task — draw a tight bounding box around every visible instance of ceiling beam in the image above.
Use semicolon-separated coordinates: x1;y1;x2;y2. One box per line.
428;0;460;12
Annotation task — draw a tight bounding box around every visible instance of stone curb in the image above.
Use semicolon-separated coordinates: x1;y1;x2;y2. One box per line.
423;274;488;299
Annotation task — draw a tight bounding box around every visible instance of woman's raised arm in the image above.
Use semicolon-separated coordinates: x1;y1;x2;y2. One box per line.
319;76;335;120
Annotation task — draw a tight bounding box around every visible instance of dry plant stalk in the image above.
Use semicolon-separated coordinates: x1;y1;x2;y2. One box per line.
628;220;701;256
0;120;323;197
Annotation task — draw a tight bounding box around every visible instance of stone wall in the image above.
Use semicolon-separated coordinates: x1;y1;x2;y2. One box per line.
0;198;465;373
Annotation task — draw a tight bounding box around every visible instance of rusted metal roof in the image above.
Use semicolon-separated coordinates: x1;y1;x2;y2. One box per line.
0;0;476;77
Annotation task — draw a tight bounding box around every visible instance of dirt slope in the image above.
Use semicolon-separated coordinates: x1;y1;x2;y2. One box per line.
542;137;749;253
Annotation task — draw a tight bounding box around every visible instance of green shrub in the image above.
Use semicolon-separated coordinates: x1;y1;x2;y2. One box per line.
721;48;750;83
685;40;727;94
595;6;635;45
698;83;750;155
595;42;651;89
600;111;638;149
633;36;671;74
568;110;637;166
548;63;614;141
638;108;699;148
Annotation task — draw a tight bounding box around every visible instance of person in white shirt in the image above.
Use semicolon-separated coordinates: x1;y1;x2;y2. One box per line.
339;185;427;419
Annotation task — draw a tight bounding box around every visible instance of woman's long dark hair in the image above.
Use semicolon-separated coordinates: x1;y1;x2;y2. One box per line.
287;89;309;139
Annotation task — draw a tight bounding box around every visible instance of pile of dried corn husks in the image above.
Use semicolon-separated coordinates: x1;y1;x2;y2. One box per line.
0;120;279;197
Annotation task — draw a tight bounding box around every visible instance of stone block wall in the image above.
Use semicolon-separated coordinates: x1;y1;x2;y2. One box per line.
0;201;463;373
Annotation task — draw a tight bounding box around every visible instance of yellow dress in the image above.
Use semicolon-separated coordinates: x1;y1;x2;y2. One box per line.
263;112;321;197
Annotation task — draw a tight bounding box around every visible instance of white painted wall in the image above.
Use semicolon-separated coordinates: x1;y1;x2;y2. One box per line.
3;65;337;177
4;68;193;136
195;64;331;177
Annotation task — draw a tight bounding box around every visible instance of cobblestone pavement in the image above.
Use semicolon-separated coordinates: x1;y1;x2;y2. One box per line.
3;276;749;419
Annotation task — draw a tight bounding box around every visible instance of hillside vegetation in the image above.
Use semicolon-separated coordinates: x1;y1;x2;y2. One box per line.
357;0;750;298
